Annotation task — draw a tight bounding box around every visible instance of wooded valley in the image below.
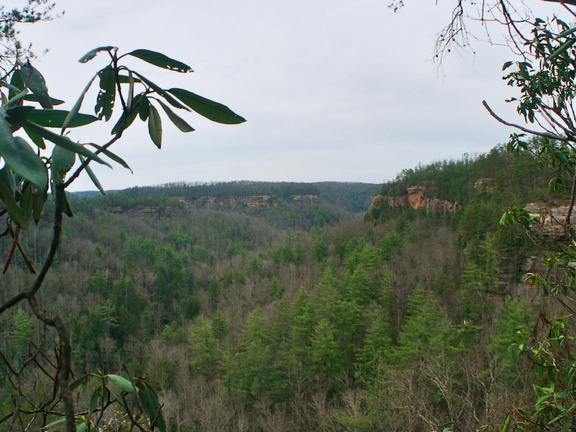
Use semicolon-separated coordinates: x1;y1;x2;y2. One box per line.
1;145;572;431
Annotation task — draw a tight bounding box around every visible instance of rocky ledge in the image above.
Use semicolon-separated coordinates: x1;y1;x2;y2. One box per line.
369;185;460;216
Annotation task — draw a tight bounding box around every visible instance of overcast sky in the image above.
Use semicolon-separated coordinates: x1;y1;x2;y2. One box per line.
13;0;565;191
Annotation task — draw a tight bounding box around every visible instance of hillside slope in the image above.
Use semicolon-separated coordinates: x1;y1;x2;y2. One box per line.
0;147;565;431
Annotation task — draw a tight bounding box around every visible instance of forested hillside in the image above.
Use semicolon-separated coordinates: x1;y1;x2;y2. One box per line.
0;146;569;431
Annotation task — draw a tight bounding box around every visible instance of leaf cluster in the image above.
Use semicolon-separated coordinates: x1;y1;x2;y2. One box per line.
0;45;245;432
44;372;166;432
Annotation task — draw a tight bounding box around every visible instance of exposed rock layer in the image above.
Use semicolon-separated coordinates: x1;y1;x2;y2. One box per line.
370;185;460;215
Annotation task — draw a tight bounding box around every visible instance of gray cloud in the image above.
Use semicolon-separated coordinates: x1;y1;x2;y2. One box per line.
15;0;558;191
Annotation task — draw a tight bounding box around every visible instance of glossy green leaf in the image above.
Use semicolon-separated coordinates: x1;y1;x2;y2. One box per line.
558;25;576;38
148;104;162;148
70;374;94;391
41;417;67;430
25;122;110;167
550;37;576;59
127;49;193;73
61;189;74;217
107;374;135;393
126;70;134;110
132;71;187;110
0;115;48;193
23;124;46;149
79;46;116;63
32;192;44;224
79;155;106;195
51;145;76;175
86;143;132;172
0;164;16;193
139;95;150;121
168;88;246;124
499;211;513;226
23;94;64;106
51;145;75;186
138;385;166;432
63;74;99;130
9;70;24;99
20;62;52;109
157;99;194;132
6;106;35;131
111;106;138;135
20;182;34;222
5;88;29;108
500;412;512;432
95;67;116;121
110;389;126;409
85;164;105;195
1;77;23;95
88;385;102;414
0;168;26;227
129;93;143;117
117;74;142;84
28;109;99;128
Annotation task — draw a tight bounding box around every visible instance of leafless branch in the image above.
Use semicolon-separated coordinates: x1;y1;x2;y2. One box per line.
482;100;569;140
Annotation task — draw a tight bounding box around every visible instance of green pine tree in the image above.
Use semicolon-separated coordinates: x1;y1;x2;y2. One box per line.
190;317;221;379
211;310;229;341
10;309;32;359
394;284;454;363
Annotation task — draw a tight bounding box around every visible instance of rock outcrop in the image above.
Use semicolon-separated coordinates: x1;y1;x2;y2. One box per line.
474;178;496;193
107;206;166;217
190;195;273;208
525;202;576;238
369;185;460;216
188;194;320;208
107;194;321;215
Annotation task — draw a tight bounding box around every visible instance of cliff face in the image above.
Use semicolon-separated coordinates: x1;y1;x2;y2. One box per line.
369;185;460;216
190;195;273;208
107;194;321;215
525;202;576;238
108;206;161;216
188;194;320;208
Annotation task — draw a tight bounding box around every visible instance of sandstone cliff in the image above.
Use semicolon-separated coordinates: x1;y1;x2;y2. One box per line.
369;185;460;216
106;194;321;215
187;194;320;208
525;202;576;238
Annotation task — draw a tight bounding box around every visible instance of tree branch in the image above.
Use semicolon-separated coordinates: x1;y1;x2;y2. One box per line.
6;185;76;432
27;186;74;432
541;0;576;6
482;100;568;140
